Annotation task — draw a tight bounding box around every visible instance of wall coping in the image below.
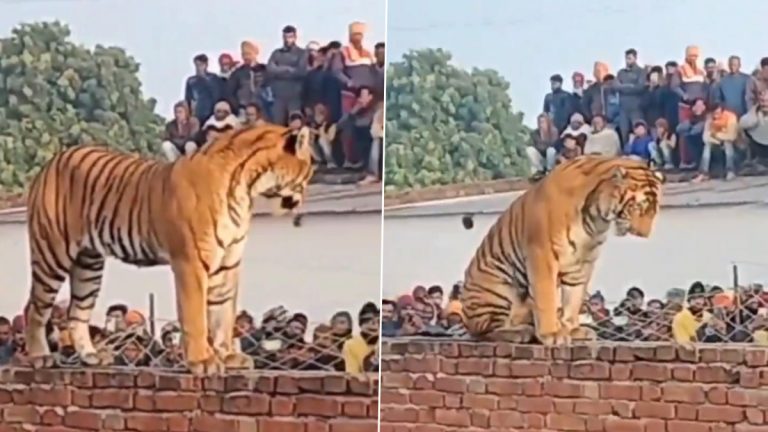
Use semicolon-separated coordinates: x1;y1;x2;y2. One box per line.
382;339;768;366
0;367;378;396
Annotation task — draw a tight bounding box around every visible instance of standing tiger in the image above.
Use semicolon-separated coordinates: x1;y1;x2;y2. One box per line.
23;124;314;376
460;156;665;346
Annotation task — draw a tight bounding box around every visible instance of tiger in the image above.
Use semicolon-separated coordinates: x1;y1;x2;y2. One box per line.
460;155;665;346
23;124;314;376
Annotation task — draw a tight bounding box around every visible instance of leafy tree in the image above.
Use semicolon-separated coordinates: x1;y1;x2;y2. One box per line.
0;21;165;192
385;48;530;191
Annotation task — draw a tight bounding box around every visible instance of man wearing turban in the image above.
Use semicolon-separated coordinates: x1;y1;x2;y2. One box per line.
226;40;268;118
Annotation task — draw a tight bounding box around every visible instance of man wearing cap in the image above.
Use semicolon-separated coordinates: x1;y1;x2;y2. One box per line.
671;282;712;344
267;25;308;126
227;40;267;118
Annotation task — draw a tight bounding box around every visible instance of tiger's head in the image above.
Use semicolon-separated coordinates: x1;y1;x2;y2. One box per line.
202;124;314;215
255;126;314;215
607;164;665;238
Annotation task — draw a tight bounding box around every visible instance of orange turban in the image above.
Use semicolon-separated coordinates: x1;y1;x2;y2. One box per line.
240;40;260;55
125;310;145;327
593;61;610;82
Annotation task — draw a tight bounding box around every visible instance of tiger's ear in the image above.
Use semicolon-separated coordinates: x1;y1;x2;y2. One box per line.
282;127;312;161
653;170;666;184
612;166;627;185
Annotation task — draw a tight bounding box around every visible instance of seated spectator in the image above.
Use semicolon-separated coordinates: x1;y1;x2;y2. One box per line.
427;285;444;309
694;103;739;182
330;311;354;351
753;315;768;345
626;286;645;309
242;103;267;128
558;132;585;163
235;311;260;355
739;89;768;168
0;317;13;365
584;114;621;156
113;334;152;367
653;118;678;169
342;302;379;375
311;103;339;169
360;100;384;185
675;98;708;169
412;285;438;325
381;299;400;338
560;112;591;138
442;300;464;330
161;101;200;162
152;324;184;368
526;113;559;179
199;101;240;145
301;324;344;371
625;120;660;165
672;282;711;344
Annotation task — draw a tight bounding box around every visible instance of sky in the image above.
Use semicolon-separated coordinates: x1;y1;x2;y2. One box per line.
387;0;768;126
0;0;385;116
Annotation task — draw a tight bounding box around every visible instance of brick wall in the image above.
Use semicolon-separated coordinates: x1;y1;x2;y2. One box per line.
381;340;768;432
0;368;378;431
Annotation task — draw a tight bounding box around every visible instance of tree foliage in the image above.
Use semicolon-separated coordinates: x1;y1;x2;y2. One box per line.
385;48;530;191
0;21;165;192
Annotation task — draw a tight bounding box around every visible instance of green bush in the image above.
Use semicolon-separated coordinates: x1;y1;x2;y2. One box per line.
0;21;165;192
385;48;530;191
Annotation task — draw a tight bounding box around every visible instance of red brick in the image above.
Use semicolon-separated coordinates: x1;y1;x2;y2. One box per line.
509;361;550;377
698;405;744;423
40;408;64;425
634;401;675;419
745;408;764;424
409;390;444;407
29;386;71;406
547;413;586;431
380;390;408;404
63;410;101;430
708;386;728;404
0;389;10;404
517;396;554;413
602;418;647;432
696;365;735;383
463;394;497;410
296;395;341;417
71;390;91;408
434;408;470;427
662;383;705;403
3;406;40;424
154;392;199;411
574;400;612;415
381;373;412;389
569;361;610;379
486;379;522;395
612;401;634;418
270;396;295;416
168;416;190;432
190;414;238;432
342;400;368;418
676;404;699;420
91;389;133;409
489;410;525;428
545;381;586;398
599;383;640;400
668;421;713;432
412;375;434;390
329;420;377;432
125;413;168;431
258;418;304;432
632;363;670;381
728;389;768;407
103;413;125;430
198;394;221;412
456;358;493;375
380;406;418;423
433;376;466;393
222;393;270;415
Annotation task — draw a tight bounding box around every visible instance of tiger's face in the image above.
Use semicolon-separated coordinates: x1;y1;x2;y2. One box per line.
612;167;665;238
256;126;314;215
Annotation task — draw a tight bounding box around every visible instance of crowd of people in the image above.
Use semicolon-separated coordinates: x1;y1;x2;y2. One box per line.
383;282;768;345
161;22;385;185
528;46;768;182
0;300;379;374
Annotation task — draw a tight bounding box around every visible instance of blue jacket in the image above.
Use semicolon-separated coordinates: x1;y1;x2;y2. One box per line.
184;73;224;122
626;135;654;160
716;72;751;117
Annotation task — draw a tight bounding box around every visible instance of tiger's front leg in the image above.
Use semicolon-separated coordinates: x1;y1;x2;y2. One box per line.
527;248;566;346
559;265;596;342
172;258;224;376
207;247;253;370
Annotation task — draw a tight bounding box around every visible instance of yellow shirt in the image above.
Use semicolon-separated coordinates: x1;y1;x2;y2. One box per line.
342;335;374;374
672;309;711;343
754;330;768;345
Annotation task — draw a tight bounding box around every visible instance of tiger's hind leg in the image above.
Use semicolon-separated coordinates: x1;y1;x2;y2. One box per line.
25;234;74;369
67;249;110;367
207;258;253;370
464;280;536;344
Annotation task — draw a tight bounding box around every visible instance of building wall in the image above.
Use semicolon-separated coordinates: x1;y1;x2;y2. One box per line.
381;340;768;431
0;368;378;431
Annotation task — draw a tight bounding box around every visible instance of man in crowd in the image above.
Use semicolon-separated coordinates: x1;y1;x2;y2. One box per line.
373;42;386;97
160;101;199;161
227;40;268;119
0;317;13;365
543;74;576;132
717;55;750;118
615;48;647;143
184;54;223;124
342;302;379;375
267;25;308;126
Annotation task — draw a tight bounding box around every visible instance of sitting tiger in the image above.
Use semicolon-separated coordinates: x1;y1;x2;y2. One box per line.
460;155;665;346
23;124;314;376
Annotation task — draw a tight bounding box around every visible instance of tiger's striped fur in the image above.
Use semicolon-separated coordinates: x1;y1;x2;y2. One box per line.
23;124;314;375
460;156;665;346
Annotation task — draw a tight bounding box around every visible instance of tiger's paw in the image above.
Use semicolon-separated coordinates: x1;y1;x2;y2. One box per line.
221;352;254;370
537;329;571;346
571;326;598;342
486;325;536;344
187;353;225;376
28;354;56;369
